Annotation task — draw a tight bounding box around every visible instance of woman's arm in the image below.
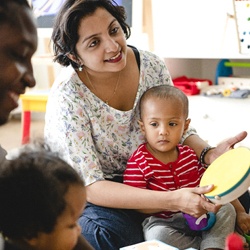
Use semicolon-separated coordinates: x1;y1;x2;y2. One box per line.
86;180;220;218
183;131;247;164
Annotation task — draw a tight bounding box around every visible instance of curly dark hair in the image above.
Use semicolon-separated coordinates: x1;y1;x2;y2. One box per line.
0;142;84;240
52;0;131;69
0;0;30;24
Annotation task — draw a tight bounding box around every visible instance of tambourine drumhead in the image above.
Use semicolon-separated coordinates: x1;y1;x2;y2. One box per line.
200;147;250;205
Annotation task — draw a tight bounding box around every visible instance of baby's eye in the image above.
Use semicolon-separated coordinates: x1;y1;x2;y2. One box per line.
150;122;157;127
68;222;78;229
169;122;177;127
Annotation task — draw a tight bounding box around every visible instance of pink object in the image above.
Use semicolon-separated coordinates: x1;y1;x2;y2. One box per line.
225;233;244;250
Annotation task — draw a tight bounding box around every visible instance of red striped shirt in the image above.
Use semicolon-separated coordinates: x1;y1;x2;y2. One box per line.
123;143;206;218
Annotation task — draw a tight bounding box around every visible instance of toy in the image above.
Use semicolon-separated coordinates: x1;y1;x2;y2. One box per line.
200;147;250;205
244;233;250;245
184;147;250;231
225;233;244;250
183;212;216;231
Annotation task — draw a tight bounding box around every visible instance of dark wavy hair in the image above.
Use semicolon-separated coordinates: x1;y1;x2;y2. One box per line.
52;0;131;69
0;142;84;240
0;0;30;24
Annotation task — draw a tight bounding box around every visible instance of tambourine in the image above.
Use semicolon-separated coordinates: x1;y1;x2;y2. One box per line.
200;147;250;205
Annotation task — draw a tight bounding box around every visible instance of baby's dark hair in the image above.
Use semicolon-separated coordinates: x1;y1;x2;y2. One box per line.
0;142;84;240
139;85;189;119
52;0;131;69
0;0;30;25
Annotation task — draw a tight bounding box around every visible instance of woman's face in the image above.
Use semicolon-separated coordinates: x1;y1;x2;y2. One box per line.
74;7;127;74
0;4;37;125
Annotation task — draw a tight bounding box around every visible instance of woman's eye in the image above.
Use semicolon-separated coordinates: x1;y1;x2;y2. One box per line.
89;39;99;48
110;26;119;35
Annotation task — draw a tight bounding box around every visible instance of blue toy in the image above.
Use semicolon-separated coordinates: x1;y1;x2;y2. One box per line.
215;59;233;85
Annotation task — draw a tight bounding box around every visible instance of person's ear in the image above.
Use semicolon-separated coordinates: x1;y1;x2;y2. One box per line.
67;53;82;65
138;119;145;134
183;118;191;134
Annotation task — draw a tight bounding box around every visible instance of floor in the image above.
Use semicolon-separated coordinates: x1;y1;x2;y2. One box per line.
0;113;45;152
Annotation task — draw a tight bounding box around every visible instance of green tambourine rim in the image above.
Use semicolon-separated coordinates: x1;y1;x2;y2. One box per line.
205;167;250;199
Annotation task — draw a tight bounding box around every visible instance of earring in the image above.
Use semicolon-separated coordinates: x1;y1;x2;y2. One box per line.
78;65;83;71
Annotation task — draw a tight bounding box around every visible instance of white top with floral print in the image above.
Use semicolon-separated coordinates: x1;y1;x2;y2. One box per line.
44;49;196;186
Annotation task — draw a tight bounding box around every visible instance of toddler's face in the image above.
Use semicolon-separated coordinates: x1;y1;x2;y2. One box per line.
29;184;86;250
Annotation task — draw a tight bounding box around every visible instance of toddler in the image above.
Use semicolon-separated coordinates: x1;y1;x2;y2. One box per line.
0;143;93;250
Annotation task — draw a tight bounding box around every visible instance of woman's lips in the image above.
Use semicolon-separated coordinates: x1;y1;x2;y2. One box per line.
105;51;122;63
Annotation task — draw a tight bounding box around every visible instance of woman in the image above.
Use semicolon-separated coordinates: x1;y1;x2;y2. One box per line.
44;0;249;249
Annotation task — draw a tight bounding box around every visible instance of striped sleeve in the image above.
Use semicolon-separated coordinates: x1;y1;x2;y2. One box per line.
123;148;148;189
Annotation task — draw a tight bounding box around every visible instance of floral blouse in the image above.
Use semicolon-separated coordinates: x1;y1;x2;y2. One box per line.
44;49;196;186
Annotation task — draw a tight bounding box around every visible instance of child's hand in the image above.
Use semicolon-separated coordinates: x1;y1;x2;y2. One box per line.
236;211;250;235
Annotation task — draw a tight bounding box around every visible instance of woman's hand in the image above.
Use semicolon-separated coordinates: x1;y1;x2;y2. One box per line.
205;131;247;165
174;185;221;218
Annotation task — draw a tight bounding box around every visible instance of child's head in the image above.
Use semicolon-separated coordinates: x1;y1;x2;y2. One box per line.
139;85;191;152
0;143;85;250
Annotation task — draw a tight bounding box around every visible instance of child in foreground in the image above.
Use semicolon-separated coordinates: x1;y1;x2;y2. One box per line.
0;143;93;250
123;85;236;250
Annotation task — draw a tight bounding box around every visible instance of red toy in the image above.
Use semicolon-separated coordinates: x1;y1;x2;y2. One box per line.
173;76;212;95
225;233;244;250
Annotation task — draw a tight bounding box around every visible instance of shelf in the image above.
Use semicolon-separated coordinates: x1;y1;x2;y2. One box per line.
153;51;250;60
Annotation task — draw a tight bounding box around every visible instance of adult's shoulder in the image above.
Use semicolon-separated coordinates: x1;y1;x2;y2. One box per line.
48;65;85;102
51;66;76;90
138;49;167;73
138;49;164;62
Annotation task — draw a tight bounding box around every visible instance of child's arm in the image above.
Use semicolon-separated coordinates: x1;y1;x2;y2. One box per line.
231;199;250;234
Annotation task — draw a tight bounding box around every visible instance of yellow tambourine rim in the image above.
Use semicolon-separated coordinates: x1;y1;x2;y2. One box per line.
200;147;250;198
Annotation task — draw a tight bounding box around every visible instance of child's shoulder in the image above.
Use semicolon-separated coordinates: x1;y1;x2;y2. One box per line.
177;144;195;152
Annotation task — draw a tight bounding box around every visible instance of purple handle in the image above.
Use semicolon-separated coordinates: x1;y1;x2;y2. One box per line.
183;213;208;231
183;212;216;231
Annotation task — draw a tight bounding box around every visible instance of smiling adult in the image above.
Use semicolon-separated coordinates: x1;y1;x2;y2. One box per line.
45;0;248;249
0;0;37;164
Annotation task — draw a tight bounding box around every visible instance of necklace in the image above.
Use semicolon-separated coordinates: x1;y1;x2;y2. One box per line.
84;69;121;105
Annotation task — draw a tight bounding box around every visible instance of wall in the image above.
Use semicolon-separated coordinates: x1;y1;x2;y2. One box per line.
151;0;244;58
164;58;250;84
